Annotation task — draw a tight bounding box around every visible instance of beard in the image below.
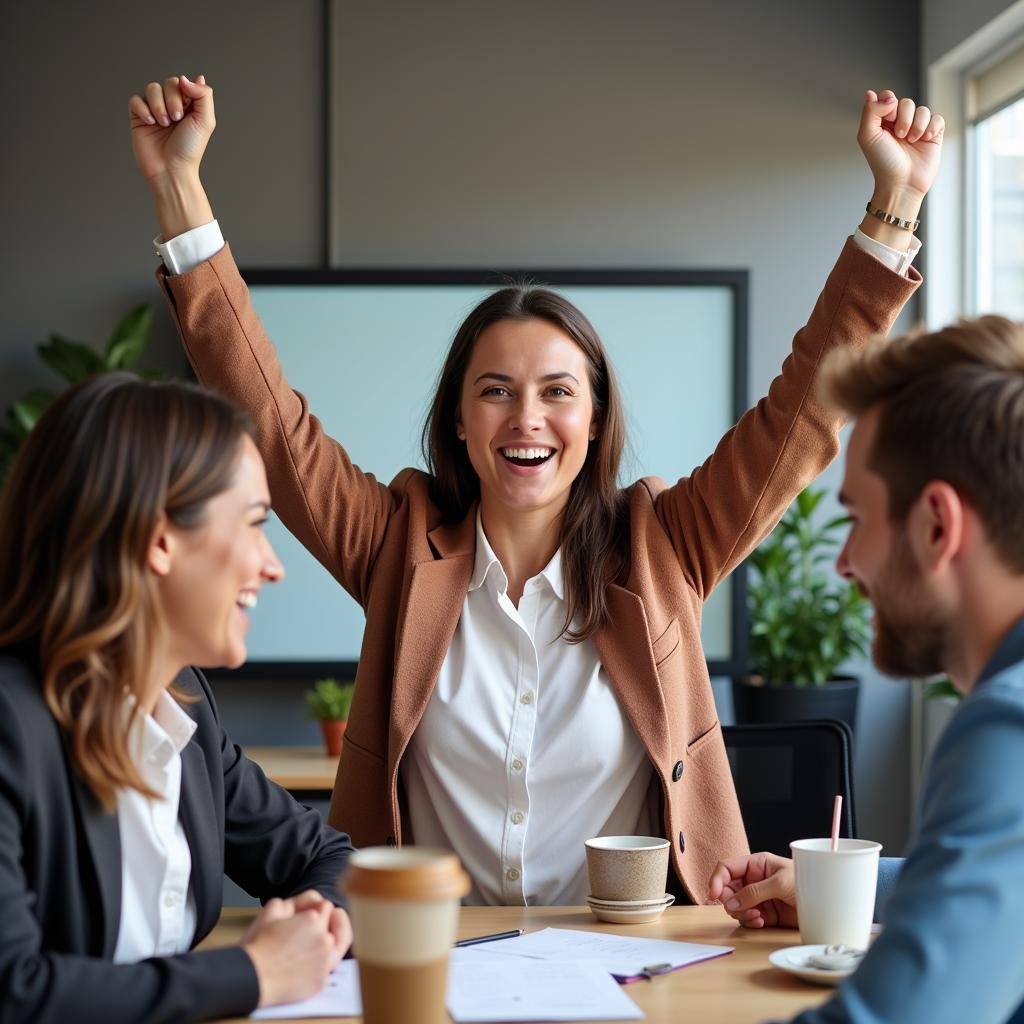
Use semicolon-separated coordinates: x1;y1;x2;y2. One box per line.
868;534;949;679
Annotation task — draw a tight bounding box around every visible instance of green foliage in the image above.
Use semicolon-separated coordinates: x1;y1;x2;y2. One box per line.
923;676;962;701
748;486;871;686
0;305;155;485
305;678;355;721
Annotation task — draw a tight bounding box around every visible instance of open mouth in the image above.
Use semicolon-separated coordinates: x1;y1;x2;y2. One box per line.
500;446;555;467
236;591;258;610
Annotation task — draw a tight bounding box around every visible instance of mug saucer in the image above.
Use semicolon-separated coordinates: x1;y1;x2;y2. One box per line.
768;944;858;986
586;892;674;909
586;893;675;923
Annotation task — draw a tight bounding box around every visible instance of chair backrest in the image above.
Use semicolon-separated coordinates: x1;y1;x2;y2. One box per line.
722;720;856;857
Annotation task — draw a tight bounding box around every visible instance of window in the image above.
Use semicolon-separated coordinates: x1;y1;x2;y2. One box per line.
969;42;1024;319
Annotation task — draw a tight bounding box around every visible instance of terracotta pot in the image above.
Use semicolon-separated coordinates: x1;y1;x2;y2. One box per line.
320;719;347;757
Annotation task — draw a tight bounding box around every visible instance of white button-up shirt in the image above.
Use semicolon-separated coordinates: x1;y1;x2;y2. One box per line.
112;692;198;963
401;514;656;905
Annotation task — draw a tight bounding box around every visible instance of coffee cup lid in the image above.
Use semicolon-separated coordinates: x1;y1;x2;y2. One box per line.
342;847;470;901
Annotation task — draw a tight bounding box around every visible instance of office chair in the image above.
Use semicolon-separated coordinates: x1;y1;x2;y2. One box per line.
722;720;857;857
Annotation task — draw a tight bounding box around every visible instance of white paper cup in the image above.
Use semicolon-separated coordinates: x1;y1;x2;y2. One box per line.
790;838;882;950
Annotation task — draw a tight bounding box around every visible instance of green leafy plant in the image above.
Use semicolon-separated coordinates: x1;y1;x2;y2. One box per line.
923;676;962;700
748;486;872;686
305;678;355;721
0;305;154;485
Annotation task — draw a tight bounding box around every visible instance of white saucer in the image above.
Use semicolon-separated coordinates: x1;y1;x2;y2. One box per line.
586;894;675;924
768;945;858;987
587;892;674;909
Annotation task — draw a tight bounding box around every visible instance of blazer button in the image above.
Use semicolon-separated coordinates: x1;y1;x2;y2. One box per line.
678;831;685;853
672;760;684;782
385;835;397;847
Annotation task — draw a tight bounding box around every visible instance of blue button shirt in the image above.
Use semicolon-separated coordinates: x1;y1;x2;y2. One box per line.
789;617;1024;1024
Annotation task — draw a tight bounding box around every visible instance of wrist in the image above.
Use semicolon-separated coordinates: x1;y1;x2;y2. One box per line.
242;941;277;1008
868;183;924;222
148;170;214;241
859;185;923;252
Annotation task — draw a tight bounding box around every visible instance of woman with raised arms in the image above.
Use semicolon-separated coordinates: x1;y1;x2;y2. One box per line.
128;74;942;906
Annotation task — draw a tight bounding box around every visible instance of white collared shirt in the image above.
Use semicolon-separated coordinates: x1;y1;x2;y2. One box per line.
112;691;198;963
401;514;655;905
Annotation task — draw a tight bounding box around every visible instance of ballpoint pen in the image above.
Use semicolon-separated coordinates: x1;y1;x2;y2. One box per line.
454;928;524;947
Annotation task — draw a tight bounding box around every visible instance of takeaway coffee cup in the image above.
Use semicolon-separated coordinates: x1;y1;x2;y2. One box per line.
584;836;671;902
790;838;883;950
342;847;470;1024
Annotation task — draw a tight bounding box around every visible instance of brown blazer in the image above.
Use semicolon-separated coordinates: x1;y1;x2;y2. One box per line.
159;240;918;903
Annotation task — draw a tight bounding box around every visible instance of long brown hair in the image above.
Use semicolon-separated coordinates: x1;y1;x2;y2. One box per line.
821;315;1024;571
423;286;629;640
0;373;255;809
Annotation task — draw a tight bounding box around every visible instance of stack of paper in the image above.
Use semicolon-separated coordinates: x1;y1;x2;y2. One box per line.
250;927;733;1021
462;927;733;984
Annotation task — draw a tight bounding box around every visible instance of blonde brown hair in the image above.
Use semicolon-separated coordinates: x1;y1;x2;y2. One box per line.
0;373;255;809
821;315;1024;570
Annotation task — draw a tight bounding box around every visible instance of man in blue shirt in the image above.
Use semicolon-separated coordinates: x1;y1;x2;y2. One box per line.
708;315;1024;1024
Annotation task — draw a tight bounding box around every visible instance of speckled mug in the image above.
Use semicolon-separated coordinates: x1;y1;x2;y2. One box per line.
585;835;670;901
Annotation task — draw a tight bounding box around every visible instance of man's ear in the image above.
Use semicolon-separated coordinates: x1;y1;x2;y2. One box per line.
911;481;964;574
147;515;174;578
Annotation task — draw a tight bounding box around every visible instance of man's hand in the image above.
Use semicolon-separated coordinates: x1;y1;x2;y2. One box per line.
240;895;349;1008
127;74;216;239
707;852;798;929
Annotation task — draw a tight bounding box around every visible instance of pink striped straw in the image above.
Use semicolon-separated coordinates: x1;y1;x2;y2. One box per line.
830;794;843;852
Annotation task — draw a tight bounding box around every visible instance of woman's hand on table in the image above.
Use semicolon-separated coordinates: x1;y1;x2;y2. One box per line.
240;892;352;1008
708;852;798;929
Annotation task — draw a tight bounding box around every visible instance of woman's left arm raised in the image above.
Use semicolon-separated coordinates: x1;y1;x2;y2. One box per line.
656;89;943;598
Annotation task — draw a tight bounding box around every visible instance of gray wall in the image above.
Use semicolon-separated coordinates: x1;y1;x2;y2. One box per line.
1;0;920;854
922;0;1022;67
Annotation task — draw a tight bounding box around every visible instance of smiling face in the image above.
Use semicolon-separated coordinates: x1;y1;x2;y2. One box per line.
836;407;948;678
152;436;284;672
456;317;597;520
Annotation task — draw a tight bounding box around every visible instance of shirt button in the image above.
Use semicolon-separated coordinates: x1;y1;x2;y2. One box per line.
164;892;179;908
521;692;534;705
507;868;520;881
511;758;524;771
511;811;524;825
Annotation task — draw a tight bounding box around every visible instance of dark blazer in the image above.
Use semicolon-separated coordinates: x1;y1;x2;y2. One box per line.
0;655;355;1024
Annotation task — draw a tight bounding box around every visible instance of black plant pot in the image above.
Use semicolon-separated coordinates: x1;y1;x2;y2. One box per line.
731;675;860;735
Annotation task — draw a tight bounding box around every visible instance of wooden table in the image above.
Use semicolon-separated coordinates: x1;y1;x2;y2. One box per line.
244;746;338;792
202;905;833;1022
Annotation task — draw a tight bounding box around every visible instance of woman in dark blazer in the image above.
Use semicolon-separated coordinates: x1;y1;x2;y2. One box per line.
0;374;354;1023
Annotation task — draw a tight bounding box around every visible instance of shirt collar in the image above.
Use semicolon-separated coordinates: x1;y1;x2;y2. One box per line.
124;690;197;772
976;614;1024;689
468;510;566;601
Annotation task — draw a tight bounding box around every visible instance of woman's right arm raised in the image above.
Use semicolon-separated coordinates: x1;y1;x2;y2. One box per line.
128;76;397;606
128;74;215;240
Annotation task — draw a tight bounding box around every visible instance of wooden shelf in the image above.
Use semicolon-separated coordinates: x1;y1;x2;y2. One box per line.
244;745;339;791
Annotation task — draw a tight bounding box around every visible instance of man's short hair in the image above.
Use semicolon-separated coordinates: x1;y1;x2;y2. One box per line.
821;315;1024;571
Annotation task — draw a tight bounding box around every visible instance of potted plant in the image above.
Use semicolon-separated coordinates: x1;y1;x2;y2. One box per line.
733;486;872;733
305;677;355;756
0;305;154;486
